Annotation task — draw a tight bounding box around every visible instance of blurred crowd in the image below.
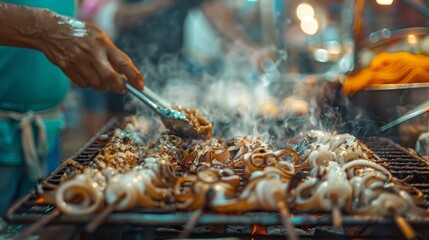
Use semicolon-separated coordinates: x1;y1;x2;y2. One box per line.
62;0;429;157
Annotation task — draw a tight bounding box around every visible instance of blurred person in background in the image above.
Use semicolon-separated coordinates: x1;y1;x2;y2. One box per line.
0;1;143;214
185;0;282;73
108;0;275;115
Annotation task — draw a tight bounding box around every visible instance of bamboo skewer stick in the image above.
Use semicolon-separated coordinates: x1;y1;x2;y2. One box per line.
178;188;213;239
330;195;343;230
17;208;61;240
274;192;298;240
85;192;126;233
332;206;343;230
395;215;416;240
178;207;204;239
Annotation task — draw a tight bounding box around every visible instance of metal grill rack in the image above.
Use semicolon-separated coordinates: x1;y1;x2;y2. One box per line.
5;117;429;239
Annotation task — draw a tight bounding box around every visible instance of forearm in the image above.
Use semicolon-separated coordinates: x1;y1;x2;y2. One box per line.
0;3;47;49
202;0;258;52
114;2;160;28
0;2;144;93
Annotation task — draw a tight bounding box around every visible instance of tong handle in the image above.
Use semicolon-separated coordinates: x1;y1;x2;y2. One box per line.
143;87;172;108
124;82;163;114
380;99;429;132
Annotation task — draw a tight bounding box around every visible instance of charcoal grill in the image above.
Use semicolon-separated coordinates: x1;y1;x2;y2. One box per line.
5;116;429;239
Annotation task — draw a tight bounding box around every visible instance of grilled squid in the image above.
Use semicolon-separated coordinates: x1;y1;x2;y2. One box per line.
243;149;297;179
295;144;336;171
143;134;185;169
227;136;273;168
141;157;177;187
351;191;428;218
55;169;106;215
105;159;175;211
326;133;356;151
182;138;230;172
293;162;352;212
91;138;140;173
349;170;390;210
341;159;392;180
213;166;293;213
348;163;427;217
171;105;213;139
174;167;240;211
105;168;171;210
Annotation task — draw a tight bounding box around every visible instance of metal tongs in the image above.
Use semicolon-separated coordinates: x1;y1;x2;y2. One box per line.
380;99;429;132
124;82;201;139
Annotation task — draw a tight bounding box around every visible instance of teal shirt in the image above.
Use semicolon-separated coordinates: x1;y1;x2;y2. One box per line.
0;0;75;165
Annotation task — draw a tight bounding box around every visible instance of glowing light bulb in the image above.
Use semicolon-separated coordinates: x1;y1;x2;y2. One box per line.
376;0;394;5
407;34;418;44
296;3;314;20
300;16;318;35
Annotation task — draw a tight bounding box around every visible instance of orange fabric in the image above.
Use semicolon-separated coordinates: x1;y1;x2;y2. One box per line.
342;52;429;95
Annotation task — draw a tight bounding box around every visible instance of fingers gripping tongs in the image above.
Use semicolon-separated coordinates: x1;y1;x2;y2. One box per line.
124;83;200;139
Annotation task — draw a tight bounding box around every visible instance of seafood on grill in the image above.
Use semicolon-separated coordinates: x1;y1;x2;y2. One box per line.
181;138;230;173
105;157;176;211
39;118;429;224
243;149;298;179
172;105;213;139
213;165;295;213
174;167;240;211
344;160;427;218
91;137;141;173
143;134;185;169
226;136;273;168
292;161;352;213
295;131;371;171
54;168;107;215
58;136;141;181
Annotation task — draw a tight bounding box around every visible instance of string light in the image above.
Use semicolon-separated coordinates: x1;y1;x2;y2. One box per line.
296;3;315;20
300;16;318;35
376;0;394;6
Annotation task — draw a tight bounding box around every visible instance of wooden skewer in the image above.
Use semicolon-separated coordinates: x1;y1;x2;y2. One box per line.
274;192;298;240
85;192;126;233
178;207;203;239
394;215;416;240
178;187;213;239
332;206;343;229
17;208;61;240
330;195;343;230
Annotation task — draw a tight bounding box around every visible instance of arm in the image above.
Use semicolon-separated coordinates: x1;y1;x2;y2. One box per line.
201;0;259;53
115;0;175;28
202;0;275;71
0;2;143;94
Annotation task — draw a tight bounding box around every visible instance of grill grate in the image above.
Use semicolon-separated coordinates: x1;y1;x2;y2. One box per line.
5;117;429;238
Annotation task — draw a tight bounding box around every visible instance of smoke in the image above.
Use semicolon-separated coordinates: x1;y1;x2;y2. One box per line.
128;48;349;147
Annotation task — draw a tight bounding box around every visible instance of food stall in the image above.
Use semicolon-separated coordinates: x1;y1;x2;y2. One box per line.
3;0;429;239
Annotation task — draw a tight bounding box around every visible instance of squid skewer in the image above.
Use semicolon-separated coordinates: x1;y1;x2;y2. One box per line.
331;200;343;230
394;215;416;240
85;192;127;233
17;209;61;240
178;188;213;239
274;192;297;240
21;168;111;238
178;208;204;239
294;162;352;229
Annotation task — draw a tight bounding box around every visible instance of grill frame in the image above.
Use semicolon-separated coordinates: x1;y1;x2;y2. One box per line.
5;116;429;238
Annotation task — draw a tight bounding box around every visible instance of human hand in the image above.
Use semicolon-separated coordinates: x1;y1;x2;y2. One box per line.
35;12;143;94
